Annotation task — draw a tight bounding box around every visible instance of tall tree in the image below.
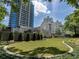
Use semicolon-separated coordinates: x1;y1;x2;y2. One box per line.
64;9;79;36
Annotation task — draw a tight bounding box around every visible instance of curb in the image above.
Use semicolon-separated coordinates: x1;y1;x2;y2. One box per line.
3;41;74;58
63;41;73;53
3;46;24;57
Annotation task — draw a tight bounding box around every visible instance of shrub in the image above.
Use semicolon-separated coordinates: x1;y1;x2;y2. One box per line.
22;33;24;41
24;33;30;41
32;33;36;41
64;34;72;38
73;34;79;38
40;34;43;40
8;32;13;41
30;33;33;41
18;33;23;41
36;33;38;40
13;32;20;41
1;31;10;41
24;33;26;41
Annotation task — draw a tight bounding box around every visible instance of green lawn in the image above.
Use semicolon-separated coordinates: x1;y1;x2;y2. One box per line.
0;38;79;59
64;38;79;46
7;38;69;56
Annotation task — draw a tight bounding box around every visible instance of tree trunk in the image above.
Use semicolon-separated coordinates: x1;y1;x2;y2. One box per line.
74;26;77;36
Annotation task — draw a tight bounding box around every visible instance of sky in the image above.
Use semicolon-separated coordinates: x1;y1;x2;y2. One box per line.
2;0;75;27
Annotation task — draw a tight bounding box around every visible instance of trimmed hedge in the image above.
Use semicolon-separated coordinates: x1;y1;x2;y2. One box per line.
25;33;30;41
18;33;23;41
8;32;13;41
13;32;20;41
1;31;10;41
32;33;37;41
32;33;43;41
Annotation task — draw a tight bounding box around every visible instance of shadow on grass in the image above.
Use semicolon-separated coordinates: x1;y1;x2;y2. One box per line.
8;47;67;56
9;47;67;59
8;47;23;53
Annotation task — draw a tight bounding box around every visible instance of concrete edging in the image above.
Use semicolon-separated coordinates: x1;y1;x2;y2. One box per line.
3;41;74;58
63;41;73;53
3;46;24;57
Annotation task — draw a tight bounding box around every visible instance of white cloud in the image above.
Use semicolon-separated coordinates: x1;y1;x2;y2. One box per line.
47;11;51;14
1;16;9;26
32;0;50;16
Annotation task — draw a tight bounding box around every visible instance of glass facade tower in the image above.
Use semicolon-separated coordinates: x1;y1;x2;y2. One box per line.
9;0;34;29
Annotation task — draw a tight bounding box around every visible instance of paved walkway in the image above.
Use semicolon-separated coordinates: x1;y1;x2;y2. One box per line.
63;41;73;53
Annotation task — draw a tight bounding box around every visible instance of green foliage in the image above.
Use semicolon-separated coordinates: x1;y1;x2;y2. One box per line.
55;28;62;35
64;9;79;35
61;0;79;8
1;31;10;41
24;33;31;41
13;32;20;41
18;33;23;41
0;6;6;21
8;32;13;41
0;24;6;28
23;0;28;4
11;3;19;12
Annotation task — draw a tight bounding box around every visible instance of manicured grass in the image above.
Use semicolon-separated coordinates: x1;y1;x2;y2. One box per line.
0;38;79;59
65;38;79;46
7;38;69;56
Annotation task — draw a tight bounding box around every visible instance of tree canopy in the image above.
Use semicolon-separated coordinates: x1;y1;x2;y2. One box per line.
61;0;79;8
0;6;6;21
0;24;6;28
64;9;79;35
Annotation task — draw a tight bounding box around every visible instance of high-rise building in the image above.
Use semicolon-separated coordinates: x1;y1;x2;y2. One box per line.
9;0;20;28
9;0;34;32
18;0;34;28
9;13;17;28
